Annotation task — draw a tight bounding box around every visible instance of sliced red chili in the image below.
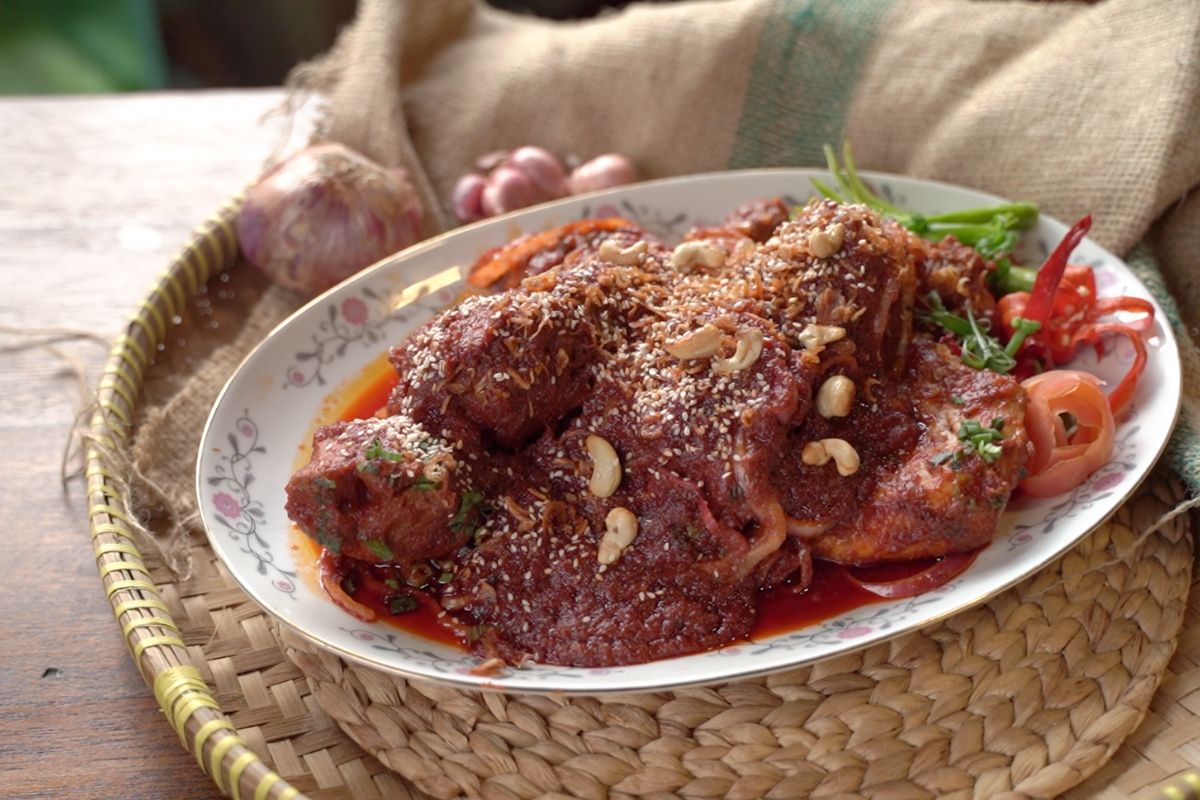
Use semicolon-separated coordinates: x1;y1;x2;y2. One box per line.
1023;214;1092;326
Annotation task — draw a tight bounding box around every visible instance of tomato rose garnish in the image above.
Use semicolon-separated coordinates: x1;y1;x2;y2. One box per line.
1019;370;1115;497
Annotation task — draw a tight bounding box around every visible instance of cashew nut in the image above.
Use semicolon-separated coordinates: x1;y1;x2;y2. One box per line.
815;375;856;418
585;434;622;498
714;328;764;373
801;438;860;476
667;323;723;360
522;270;557;292
598;506;639;565
808;222;846;258
801;440;831;466
796;323;846;351
823;438;860;476
598;238;648;266
670;240;725;271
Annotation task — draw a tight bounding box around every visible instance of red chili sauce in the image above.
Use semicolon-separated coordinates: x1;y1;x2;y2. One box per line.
304;369;943;649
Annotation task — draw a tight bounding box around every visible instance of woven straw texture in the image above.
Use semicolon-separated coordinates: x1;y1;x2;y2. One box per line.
86;206;1200;800
278;473;1192;800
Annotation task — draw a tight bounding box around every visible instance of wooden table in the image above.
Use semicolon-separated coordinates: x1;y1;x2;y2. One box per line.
0;89;288;800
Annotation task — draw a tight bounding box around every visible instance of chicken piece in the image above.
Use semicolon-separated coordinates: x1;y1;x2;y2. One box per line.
467;218;650;290
285;415;473;564
388;289;599;450
442;472;757;666
680;197;792;260
916;236;996;319
721;197;792;242
717;200;919;379
811;337;1030;564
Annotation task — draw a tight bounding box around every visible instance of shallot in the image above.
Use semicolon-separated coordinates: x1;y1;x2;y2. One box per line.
237;142;424;296
450;147;636;223
567;153;638;195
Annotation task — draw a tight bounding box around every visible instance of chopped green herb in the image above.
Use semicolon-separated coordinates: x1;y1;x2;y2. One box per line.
950;395;965;407
412;475;439;492
388;595;418;614
384;578;401;590
314;477;336;490
449;490;485;534
957;418;1006;464
364;538;394;561
472;527;489;546
363;438;406;463
437;571;454;584
315;530;341;554
356;461;379;475
919;292;1040;374
930;451;955;466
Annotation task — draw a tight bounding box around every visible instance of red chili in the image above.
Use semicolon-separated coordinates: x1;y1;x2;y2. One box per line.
1071;321;1147;415
1023;214;1092;326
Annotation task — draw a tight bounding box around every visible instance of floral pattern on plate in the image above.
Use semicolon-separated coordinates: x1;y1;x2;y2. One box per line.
197;169;1181;694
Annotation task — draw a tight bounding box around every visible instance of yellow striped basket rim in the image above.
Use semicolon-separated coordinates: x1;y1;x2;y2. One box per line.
86;194;302;800
84;196;1200;800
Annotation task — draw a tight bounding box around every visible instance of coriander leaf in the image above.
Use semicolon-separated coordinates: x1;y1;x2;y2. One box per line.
314;477;336;490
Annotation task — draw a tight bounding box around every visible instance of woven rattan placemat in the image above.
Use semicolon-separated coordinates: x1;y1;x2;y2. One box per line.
159;475;1190;800
89;207;1199;800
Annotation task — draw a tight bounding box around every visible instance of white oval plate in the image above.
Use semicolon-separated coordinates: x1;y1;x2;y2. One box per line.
197;169;1180;694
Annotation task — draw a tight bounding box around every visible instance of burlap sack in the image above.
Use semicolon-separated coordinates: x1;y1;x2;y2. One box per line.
303;0;1200;489
134;0;1200;560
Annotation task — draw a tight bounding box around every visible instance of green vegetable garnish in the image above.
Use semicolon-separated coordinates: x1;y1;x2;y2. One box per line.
364;538;394;561
363;438;406;463
437;571;454;584
388;596;418;614
812;143;1037;257
920;292;1040;374
957;418;1007;464
813;142;1043;299
314;477;336;490
315;529;341;554
449;490;485;534
412;475;439;492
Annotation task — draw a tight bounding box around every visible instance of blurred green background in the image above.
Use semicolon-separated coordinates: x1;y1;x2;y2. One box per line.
0;0;636;95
